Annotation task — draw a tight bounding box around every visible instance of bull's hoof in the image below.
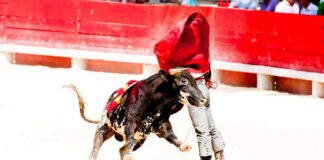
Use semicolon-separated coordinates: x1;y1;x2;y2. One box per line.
124;154;134;160
179;144;192;152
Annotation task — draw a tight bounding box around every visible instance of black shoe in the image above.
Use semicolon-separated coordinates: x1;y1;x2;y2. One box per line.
200;155;212;160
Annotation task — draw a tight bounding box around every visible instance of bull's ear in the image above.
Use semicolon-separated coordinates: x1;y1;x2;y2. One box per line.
168;68;187;75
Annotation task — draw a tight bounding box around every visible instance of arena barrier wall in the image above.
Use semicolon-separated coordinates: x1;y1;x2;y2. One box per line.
0;0;323;97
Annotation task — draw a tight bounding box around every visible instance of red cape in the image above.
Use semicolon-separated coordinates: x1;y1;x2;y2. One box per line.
154;12;210;74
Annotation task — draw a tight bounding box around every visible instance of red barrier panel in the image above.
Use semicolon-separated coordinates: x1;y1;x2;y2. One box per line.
0;0;5;42
5;0;78;47
213;8;270;66
77;1;151;52
6;0;77;31
213;8;324;73
267;13;324;73
0;0;4;16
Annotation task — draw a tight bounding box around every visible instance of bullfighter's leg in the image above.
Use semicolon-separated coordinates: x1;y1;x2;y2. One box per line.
89;125;114;160
188;80;225;159
156;120;192;152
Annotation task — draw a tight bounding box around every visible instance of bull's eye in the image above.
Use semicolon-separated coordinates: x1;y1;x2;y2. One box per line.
180;79;188;86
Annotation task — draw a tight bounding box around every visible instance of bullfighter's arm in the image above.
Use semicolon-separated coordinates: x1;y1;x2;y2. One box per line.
155;119;192;152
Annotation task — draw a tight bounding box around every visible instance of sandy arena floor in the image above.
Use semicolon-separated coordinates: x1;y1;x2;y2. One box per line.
0;64;323;160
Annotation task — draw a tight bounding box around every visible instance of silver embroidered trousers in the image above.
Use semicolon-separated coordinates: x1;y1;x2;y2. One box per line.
188;80;225;157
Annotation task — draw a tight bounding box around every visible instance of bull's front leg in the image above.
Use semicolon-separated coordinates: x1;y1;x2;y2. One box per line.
156;120;192;152
124;116;141;160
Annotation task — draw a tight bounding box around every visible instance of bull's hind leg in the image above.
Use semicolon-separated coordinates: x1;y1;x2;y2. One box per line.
89;125;114;160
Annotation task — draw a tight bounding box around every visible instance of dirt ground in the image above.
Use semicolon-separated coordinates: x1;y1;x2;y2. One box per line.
0;64;324;160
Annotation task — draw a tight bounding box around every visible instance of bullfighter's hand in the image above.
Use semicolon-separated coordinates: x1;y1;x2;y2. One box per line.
205;78;213;89
205;78;218;90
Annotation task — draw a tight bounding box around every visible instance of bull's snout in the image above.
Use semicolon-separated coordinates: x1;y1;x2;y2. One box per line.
199;98;207;107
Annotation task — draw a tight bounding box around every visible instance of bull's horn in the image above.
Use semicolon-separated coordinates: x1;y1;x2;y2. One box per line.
168;68;187;75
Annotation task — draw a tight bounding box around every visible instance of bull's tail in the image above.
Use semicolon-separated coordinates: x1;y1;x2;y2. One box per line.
63;83;99;124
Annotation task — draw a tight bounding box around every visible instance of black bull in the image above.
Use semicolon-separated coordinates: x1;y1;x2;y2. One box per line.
65;69;207;160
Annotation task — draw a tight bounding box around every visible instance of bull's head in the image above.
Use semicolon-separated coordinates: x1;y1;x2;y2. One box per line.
169;68;207;107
